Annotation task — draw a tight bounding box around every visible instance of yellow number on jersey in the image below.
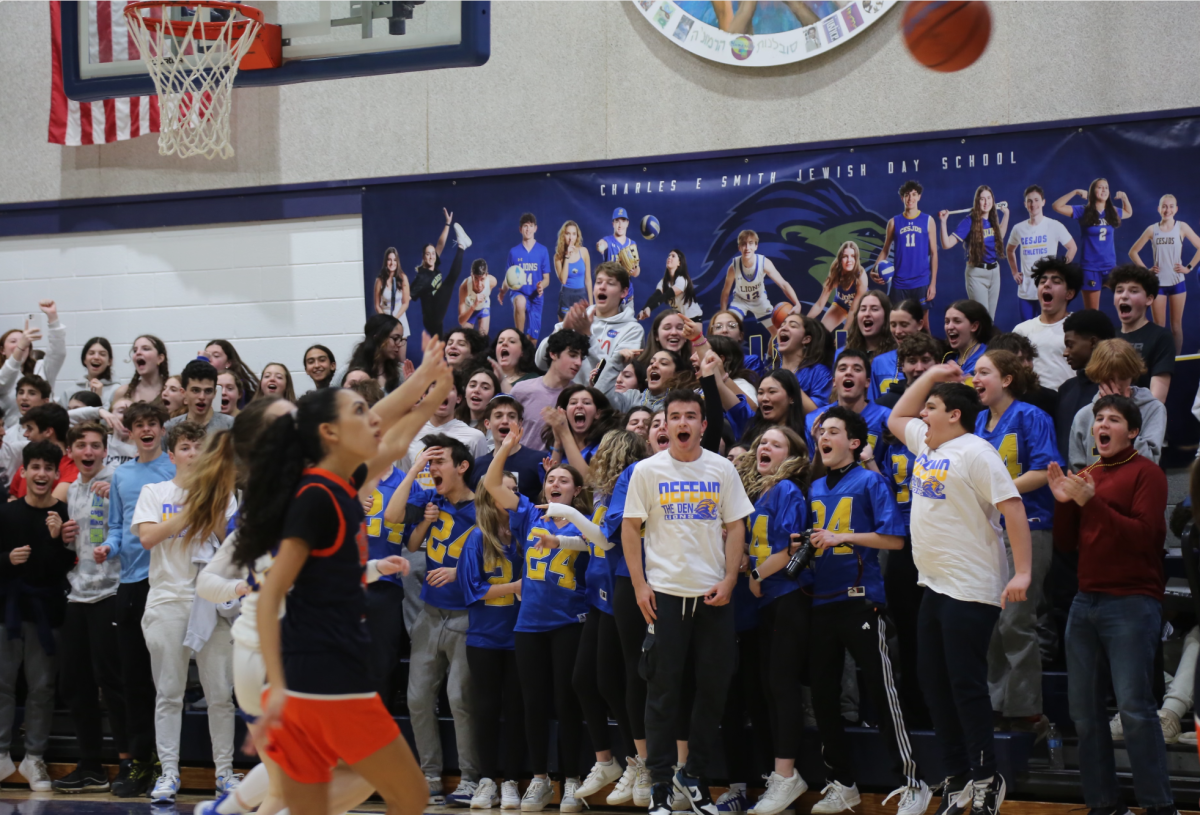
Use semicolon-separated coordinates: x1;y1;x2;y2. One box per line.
811;496;855;556
747;515;771;569
996;433;1021;479
890;453;911;504
878;378;899;396
366;516;405;545
525;542;579;589
590;505;608;559
484;556;515;607
427;511;472;564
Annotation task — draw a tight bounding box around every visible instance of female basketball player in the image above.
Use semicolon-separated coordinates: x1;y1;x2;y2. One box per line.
942;300;992;381
939;185;1009;319
1053;179;1132;310
809;241;869;332
555;221;593;320
638;250;702;322
1127;194;1200;353
774;314;832;406
113;335;170;406
374;247;412;340
457;260;497;336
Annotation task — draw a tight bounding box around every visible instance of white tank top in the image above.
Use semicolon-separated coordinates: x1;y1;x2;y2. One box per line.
1153;222;1185;287
732;255;768;303
464;277;493;313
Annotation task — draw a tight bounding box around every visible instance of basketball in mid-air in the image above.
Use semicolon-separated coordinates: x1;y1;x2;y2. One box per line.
902;1;991;73
505;265;526;290
772;302;793;329
640;214;661;240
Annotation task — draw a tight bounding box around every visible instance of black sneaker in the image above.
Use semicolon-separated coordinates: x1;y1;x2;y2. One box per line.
111;758;153;798
969;775;1005;815
650;783;674;815
672;768;717;815
53;764;110;794
933;774;972;815
1088;808;1134;815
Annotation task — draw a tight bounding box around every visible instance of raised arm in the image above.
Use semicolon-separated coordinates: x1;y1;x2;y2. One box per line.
370;334;447;432
938;210;957;250
482;426;523;511
384;447;438;524
997;203;1011;242
435;208;452;257
886;362;964;442
1052;189;1083;218
1116;190;1132;219
366;353;452;482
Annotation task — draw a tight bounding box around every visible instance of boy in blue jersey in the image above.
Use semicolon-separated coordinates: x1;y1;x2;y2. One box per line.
875;180;938;329
386;435;480;806
92;401;175;797
806;407;929;815
597;207;640;310
805;349;890;464
500;213;553;342
362;464;410;709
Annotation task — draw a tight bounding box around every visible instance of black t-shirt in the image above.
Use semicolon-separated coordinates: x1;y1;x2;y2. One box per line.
1019;386;1058;425
1055;372;1099;463
470;445;546;504
1122;322;1175;390
279;465;372;695
0;499;75;627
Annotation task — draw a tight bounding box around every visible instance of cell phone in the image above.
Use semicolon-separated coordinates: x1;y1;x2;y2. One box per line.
591;359;607;382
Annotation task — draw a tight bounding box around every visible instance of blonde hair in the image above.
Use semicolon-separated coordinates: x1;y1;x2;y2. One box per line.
589;429;651;497
735;426;811;501
252;363;297;403
178;430;237;549
830;241;864;289
474;474;517;572
1085;339;1147;384
556;220;584;264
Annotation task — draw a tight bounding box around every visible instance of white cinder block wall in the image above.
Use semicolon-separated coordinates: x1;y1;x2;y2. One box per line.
0;216;366;398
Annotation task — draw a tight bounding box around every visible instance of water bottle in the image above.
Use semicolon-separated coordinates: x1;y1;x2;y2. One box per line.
1046;722;1064;770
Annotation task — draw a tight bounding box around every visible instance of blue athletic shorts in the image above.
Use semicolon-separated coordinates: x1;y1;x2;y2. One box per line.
1160;281;1187;296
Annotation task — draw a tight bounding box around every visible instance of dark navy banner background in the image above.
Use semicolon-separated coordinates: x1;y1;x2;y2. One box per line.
362;117;1200;355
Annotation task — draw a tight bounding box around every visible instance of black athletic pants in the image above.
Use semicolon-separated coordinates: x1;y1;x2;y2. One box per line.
612;576;648;741
61;597;128;764
516;624;585;777
644;594;736;785
918;589;1001;782
811;602;920;788
411;246;466;339
467;646;526;781
720;627;772;784
757;590;811;760
884;537;930;727
364;580;409;710
114;579;156;762
573;608;632;758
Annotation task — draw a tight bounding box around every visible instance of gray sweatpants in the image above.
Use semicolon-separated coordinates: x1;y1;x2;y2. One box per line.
987;529;1053;718
406;604;478;781
964;263;1001;319
0;624;60;756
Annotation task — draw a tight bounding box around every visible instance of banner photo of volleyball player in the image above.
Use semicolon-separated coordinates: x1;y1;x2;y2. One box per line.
363;113;1200;362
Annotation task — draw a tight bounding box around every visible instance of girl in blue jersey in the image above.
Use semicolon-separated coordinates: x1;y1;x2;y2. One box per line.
735;427;813;815
457;474;526;811
542;385;620;479
774;313;833;406
1053;178;1133;310
236;338;454;815
939;185;1010;319
555;221;593;320
942;299;992;383
809;241;869;332
971;350;1061;730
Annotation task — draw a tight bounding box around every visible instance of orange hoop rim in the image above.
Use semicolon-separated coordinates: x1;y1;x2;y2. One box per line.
123;1;264;41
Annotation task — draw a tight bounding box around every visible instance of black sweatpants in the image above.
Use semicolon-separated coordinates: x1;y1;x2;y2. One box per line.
720;627;772;784
364;580;409;710
883;538;929;727
516;624;585;778
918;589;1001;782
644;594;736;785
410;246;466;339
114;579;156;761
758;590;811;760
811;602;920;788
612;576;648;741
61;597;128;764
573;609;632;757
467;646;526;781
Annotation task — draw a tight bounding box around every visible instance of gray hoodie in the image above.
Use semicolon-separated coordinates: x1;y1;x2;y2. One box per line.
1068;385;1165;471
534;305;644;386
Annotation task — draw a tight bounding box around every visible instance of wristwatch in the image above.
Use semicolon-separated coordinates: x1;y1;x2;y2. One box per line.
750;568;762;581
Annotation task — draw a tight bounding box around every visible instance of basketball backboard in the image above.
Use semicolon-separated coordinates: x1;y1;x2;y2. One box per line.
60;0;490;103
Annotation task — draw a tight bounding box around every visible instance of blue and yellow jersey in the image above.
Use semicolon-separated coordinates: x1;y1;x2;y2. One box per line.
509;496;590;633
974;400;1060;530
602;463;640;579
457;529;520;650
808;466;905;607
746;479;810;603
870;350;901;402
364;466;407;586
878;443;916;531
585;491;625;615
944;343;987;383
408;485;477;611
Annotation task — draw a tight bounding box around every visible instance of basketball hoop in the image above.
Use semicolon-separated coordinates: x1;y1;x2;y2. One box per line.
123;1;281;160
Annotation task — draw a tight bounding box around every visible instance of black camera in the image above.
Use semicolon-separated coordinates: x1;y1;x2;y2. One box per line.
784;530;815;579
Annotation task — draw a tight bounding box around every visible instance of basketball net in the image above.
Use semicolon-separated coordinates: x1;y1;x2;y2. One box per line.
125;4;260;160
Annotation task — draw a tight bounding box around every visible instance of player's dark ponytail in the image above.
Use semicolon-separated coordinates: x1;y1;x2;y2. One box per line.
234;388;342;567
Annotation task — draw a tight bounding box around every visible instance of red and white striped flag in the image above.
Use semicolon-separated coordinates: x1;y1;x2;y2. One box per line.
48;0;160;146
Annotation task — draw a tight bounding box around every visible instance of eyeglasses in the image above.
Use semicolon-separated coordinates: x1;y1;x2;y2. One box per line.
388;334;406;344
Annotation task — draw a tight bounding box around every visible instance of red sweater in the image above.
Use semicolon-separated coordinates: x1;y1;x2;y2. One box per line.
1053;450;1167;600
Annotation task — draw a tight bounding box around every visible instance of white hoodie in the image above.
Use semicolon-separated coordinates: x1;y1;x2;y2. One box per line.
534;305;645;386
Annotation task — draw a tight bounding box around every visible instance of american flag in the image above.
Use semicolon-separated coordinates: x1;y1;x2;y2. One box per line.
48;0;160;146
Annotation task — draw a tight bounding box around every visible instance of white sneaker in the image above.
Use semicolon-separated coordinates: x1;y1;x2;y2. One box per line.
560;777;583;813
501;780;521;810
428;775;447;806
151;773;181;803
749;772;808;815
454;224;473;251
471;778;500;809
520;777;553;812
1160;708;1182;744
883;781;931;815
19;756;51;792
576;759;622;799
0;753;13;782
606;757;639;804
810;781;861;814
633;756;652;807
215;773;243;794
448;780;479;808
1109;711;1124;741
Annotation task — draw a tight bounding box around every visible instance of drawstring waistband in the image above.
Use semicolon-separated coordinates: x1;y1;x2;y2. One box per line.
682;596;700;619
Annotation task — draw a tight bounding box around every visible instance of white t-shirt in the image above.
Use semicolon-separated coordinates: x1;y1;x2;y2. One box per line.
132;480;237;609
401;418;490;491
1007;218;1073;300
1012;314;1072;390
903;420;1020;607
623;448;755;598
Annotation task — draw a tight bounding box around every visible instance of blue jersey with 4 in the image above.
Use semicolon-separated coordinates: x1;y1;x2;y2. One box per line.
891;212;932;288
364;466;407;586
507;242;552;299
409;485;478;610
510;496;590;632
973;401;1061;530
457;529;521;650
746;479;811;602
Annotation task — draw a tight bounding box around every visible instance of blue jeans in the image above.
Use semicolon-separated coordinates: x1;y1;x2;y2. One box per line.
1067;592;1173;810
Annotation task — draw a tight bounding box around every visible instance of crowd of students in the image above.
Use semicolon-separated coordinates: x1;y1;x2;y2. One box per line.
0;181;1193;815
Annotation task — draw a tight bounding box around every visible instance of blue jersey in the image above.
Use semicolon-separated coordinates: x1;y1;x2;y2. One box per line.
509;496;590;632
585;491;624;615
808;466;905;607
806;402;892;462
603;464;641;579
457;529;520;650
364;466;407;586
870;350;901;402
834;279;859;311
953;216;997;264
746;479;811;603
565;255;586;289
507;241;552;299
891;211;933;288
603;235;638;306
878;443;915;530
408;485;478;610
973;401;1060;530
794;363;833;405
944;343;987;382
1072;204;1118;273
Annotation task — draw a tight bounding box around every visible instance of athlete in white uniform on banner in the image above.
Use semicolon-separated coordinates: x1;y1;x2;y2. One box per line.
458;260;497;335
719;229;799;335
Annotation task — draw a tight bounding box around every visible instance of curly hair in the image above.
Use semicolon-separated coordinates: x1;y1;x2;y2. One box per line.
979;350;1039;398
588;429;651;498
735;426;811;502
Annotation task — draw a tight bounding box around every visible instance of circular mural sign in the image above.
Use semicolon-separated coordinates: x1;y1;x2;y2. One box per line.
634;0;896;66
